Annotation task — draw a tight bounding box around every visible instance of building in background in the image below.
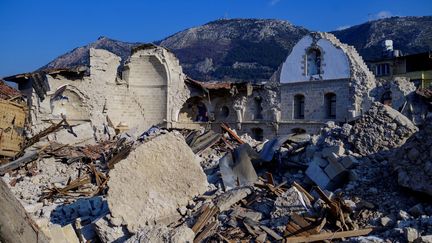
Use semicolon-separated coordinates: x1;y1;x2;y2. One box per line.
367;40;432;88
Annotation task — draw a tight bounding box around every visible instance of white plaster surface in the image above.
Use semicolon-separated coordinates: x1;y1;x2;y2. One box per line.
280;36;350;83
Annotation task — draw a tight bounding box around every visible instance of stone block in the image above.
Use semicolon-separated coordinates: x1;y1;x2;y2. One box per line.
324;159;347;181
107;132;208;232
327;152;339;164
340;155;359;169
321;145;345;158
306;160;331;189
405;227;419;242
50;122;95;146
311;155;328;168
62;224;80;243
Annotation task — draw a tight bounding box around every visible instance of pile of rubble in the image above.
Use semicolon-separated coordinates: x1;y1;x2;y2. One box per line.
1;88;432;243
391;118;432;196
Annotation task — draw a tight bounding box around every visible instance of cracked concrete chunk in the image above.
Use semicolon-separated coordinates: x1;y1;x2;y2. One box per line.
306;160;331;189
107;132;208;232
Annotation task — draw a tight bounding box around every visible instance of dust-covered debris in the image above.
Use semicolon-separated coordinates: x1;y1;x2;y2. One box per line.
349;102;418;155
107;132;208;232
391;118;432;196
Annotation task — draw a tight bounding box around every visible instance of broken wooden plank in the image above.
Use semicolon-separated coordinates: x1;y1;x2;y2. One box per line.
256;233;267;243
194;221;217;243
243;222;258;237
260;225;283;241
291;213;312;229
106;142;133;169
265;172;274;186
214;187;253;211
23;119;66;149
0;150;38;175
284;228;374;242
284;213;323;237
285;222;309;237
192;205;219;233
216;233;234;243
221;123;244;144
292;181;315;202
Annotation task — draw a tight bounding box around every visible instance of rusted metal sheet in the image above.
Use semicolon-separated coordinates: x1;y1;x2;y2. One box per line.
0;80;21;100
186;78;233;90
0;100;27;157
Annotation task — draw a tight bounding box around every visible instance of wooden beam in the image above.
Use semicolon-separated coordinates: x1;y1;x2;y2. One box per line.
284;228;374;243
292;181;314;202
221;123;244;144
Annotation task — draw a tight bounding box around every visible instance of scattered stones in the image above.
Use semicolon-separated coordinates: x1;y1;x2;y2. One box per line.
398;210;411;221
380;216;394;227
405;227;419;242
349;102;418;155
390;118;432;196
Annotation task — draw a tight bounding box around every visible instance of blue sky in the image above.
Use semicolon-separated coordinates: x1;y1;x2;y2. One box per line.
0;0;431;77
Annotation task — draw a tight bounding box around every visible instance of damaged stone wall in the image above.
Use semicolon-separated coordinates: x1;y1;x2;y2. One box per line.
22;45;191;141
275;32;377;130
279;79;350;121
371;77;429;125
123;46;190;129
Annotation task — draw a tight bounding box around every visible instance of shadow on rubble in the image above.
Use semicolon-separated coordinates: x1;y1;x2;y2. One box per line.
50;196;109;226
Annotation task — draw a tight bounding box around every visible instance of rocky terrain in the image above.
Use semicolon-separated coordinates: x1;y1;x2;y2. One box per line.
158;19;308;82
41;37;138;72
37;16;432;83
332;16;432;61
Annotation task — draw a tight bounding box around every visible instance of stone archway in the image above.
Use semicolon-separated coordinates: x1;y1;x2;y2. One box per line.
178;97;208;122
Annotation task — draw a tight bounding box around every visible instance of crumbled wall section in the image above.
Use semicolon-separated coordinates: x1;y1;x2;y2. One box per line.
349;102;418;155
275;32;377;124
123;46;190;127
25;46;191;137
311;32;377;116
391;118;432;196
107;132;208;233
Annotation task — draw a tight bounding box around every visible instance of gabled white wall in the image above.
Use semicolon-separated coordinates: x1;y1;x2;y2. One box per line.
317;39;350;80
280;36;350;83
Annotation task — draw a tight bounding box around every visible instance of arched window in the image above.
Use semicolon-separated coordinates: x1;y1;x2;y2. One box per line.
219;106;230;119
306;48;321;76
324;93;336;119
294;94;305;119
178;97;208;122
254;97;263;120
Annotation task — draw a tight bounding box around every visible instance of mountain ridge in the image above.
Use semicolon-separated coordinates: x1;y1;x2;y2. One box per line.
37;16;432;82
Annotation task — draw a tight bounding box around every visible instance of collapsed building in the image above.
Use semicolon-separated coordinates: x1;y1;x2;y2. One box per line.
4;45;191;142
1;32;432;243
3;32;381;142
6;31;426;146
